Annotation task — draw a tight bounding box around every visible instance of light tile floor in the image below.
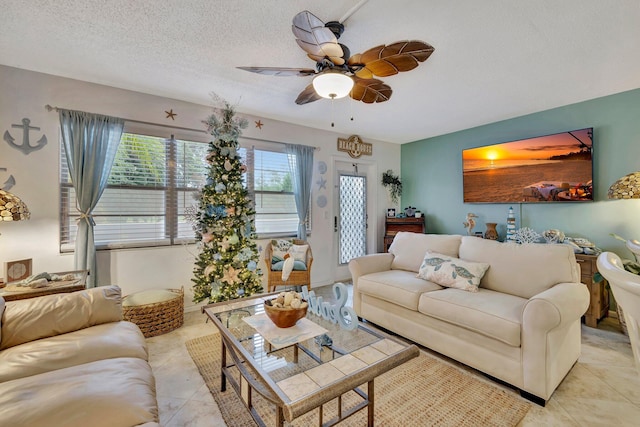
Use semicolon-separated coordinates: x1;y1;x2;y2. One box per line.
148;284;640;426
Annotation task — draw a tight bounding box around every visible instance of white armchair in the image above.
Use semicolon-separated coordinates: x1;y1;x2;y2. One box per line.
597;252;640;374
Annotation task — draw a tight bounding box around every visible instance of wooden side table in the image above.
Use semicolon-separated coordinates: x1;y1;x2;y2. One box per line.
384;216;425;252
575;253;609;327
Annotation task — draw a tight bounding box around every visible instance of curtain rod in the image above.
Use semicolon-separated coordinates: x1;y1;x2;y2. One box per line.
44;104;320;150
46;104;207;134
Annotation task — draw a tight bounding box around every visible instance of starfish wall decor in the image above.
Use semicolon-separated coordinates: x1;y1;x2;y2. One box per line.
165;109;177;120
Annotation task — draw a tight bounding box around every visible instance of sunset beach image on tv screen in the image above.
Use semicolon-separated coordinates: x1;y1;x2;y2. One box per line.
462;128;593;203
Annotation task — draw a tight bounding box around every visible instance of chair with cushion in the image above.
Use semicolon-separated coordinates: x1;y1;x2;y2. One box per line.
597;252;640;374
264;239;313;293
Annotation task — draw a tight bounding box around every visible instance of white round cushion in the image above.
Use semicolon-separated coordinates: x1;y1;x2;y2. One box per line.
122;290;178;307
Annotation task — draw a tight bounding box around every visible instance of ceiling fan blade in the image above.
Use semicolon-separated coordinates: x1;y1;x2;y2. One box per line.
292;10;345;65
348;40;434;78
350;77;392;104
295;83;323;105
237;66;316;77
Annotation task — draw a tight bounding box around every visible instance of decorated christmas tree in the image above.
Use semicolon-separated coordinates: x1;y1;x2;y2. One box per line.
191;101;262;303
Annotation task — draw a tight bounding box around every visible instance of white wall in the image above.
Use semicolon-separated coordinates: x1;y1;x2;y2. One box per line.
0;65;401;310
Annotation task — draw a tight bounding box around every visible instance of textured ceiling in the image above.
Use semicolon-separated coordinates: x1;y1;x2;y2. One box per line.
1;0;639;144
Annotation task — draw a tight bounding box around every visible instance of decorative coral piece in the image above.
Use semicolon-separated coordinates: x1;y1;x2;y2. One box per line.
513;227;541;244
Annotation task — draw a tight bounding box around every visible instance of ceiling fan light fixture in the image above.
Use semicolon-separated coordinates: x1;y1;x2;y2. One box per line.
312;70;354;99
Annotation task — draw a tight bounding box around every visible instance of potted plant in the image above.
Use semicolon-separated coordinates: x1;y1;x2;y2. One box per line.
382;170;402;205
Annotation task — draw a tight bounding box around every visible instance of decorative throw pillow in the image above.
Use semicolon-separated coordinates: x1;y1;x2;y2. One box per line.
417;251;490;292
288;244;309;264
271;239;293;262
271;260;308;271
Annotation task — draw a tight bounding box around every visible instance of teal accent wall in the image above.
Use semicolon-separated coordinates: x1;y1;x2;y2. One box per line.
402;88;640;257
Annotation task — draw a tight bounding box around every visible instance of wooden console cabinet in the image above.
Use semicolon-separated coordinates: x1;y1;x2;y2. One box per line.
384;217;425;252
575;253;609;327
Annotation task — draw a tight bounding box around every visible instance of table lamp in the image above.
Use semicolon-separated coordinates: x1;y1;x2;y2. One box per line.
0;188;30;224
608;171;640;260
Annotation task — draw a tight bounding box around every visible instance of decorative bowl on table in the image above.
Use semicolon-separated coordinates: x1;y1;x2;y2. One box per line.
264;291;308;328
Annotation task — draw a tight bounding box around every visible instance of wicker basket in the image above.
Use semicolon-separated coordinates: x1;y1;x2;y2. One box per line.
123;287;184;338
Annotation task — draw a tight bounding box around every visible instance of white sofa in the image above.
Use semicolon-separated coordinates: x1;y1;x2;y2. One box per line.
0;285;159;427
349;232;590;404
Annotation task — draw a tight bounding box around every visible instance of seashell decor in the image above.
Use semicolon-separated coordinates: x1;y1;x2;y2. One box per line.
542;229;565;244
264;291;308;328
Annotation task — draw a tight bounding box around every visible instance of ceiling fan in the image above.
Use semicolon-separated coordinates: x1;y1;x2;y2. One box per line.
238;10;434;105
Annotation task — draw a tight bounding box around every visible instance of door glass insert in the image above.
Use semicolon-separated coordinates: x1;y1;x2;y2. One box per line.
338;174;367;264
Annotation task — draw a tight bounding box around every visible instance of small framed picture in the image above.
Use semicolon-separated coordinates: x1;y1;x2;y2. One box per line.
386;208;396;218
4;258;32;283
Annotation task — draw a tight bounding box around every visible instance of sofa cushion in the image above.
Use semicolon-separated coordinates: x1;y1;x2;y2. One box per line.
389;233;462;272
0;357;158;427
458;236;579;299
417;252;490;292
418;288;526;347
0;321;147;383
357;270;443;311
271;260;307;271
0;285;122;350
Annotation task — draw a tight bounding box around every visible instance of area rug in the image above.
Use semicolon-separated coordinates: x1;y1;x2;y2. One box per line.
186;334;530;427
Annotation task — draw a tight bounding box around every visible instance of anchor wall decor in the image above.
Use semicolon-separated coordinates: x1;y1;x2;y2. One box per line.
4;118;48;155
0;168;16;191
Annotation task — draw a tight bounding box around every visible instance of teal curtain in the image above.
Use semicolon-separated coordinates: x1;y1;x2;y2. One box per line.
59;109;124;287
285;144;314;238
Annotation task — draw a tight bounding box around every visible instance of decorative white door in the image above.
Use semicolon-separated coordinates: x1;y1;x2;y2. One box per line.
337;167;367;265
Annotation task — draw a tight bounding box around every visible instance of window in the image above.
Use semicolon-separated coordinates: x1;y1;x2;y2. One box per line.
60;130;309;250
248;148;307;236
60;133;208;250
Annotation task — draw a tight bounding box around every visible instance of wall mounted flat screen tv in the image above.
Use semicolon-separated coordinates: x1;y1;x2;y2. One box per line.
462;127;593;203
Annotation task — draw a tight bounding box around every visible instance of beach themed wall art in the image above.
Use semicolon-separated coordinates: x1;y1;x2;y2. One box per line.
0;168;16;191
462;127;593;203
4;118;48;155
317;161;327;175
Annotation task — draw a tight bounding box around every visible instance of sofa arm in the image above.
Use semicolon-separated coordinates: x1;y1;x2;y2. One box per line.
522;282;589;331
349;253;393;314
521;282;589;399
348;253;394;288
0;285;122;350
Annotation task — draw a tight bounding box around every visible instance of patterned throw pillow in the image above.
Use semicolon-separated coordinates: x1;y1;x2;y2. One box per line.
417;251;490;292
271;239;293;262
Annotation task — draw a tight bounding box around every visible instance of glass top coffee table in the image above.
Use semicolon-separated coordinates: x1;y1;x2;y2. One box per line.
203;293;419;426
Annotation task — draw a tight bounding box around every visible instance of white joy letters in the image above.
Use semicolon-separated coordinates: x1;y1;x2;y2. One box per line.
301;282;358;330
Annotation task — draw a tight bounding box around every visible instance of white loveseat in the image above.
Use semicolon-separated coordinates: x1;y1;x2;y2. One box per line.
349;232;590;404
0;285;159;427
